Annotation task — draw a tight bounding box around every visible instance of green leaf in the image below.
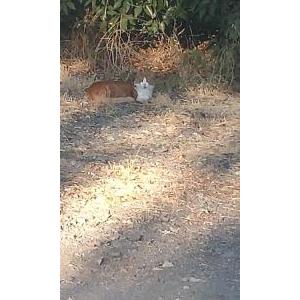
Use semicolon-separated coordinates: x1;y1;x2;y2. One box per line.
107;10;117;16
84;0;92;7
165;6;176;18
114;0;123;10
120;16;128;31
157;0;165;10
144;20;153;26
67;1;75;10
151;20;158;33
108;16;119;28
129;18;136;25
61;3;68;15
126;14;134;20
124;1;131;13
145;5;154;18
134;6;143;17
153;0;157;9
120;3;131;15
159;21;165;32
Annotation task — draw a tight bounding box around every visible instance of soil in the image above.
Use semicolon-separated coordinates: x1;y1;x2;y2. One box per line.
60;86;240;300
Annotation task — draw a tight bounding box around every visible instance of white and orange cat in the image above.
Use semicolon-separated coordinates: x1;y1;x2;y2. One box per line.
85;77;154;106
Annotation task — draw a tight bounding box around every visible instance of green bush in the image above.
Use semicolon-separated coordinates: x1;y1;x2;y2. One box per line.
60;0;240;85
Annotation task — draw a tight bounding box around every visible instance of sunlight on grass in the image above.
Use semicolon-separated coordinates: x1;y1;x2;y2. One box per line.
61;158;177;231
99;159;169;206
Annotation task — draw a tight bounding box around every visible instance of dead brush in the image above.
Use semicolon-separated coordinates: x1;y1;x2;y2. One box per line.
95;29;137;80
60;30;239;99
60;72;94;98
64;30;97;66
61;58;94;77
130;37;182;75
179;41;214;84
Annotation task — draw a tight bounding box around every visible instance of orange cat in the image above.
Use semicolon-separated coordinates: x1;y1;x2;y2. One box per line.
85;78;154;106
85;80;137;106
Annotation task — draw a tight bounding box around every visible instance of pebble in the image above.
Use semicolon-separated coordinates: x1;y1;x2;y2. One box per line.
182;276;203;283
97;257;104;266
189;277;202;283
162;261;174;268
153;267;163;271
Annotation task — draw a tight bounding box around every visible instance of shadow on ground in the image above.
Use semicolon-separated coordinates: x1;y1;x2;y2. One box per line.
61;98;239;189
61;101;173;187
61;213;239;300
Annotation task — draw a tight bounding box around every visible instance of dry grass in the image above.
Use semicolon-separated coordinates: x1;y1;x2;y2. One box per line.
151;93;175;107
60;30;239;297
131;38;183;74
61;36;234;93
60;59;240;285
100;159;174;206
61;157;175;226
60;59;94;77
60;61;94;96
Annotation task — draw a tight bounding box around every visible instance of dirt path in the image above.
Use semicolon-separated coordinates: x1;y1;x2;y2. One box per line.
60;89;240;300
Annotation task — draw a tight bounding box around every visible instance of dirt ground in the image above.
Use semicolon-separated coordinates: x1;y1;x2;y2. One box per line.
60;70;240;300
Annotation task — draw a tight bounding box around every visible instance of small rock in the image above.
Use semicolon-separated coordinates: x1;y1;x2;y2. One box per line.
183;285;190;290
152;267;163;271
97;257;104;266
189;277;202;283
181;277;188;282
162;261;174;268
